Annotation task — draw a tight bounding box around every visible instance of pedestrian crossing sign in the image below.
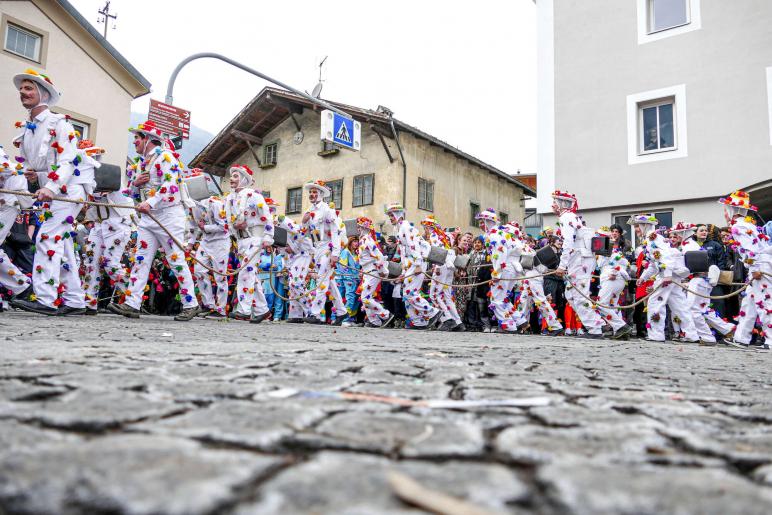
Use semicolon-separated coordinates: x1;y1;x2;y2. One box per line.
321;110;361;151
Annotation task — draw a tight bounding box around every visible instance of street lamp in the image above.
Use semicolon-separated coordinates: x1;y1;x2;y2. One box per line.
165;52;352;119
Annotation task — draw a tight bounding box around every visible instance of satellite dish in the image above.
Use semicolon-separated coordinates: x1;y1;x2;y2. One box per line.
311;82;323;98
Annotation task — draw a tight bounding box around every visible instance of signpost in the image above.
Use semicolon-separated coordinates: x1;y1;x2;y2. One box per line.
148;99;191;139
321;109;361;151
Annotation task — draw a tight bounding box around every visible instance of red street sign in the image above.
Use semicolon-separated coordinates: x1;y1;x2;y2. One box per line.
148;99;191;139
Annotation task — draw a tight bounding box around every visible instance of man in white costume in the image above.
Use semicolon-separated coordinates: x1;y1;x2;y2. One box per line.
225;164;274;323
108;120;199;321
11;68;92;315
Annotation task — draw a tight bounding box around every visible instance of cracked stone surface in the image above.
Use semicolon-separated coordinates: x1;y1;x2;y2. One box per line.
1;311;771;514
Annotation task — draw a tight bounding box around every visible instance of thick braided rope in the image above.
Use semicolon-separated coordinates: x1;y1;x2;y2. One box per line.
0;189;261;278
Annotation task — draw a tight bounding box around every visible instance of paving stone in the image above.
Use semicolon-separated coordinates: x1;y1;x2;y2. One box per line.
0;434;283;515
345;380;452;399
134;399;328;450
0;419;81;451
538;462;772;514
495;421;670;465
0;390;188;432
307;412;485;457
0;379;69;402
237;451;526;514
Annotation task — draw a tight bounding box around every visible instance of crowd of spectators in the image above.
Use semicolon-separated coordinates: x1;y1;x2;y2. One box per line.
0;207;759;343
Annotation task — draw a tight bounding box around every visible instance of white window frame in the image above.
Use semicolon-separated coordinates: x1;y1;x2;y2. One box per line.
626;84;688;165
766;66;772;146
637;0;701;45
69;119;90;141
264;143;278;165
638;97;676;155
4;22;41;62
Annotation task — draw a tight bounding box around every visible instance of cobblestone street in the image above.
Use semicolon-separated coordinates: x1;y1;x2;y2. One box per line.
1;311;771;514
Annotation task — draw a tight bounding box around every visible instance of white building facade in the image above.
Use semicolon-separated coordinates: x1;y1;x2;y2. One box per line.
536;0;772;242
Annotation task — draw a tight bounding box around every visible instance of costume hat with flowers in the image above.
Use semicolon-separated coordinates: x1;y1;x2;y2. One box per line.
420;214;441;227
229;164;254;189
128;120;165;142
475;208;500;224
717;190;757;213
627;214;659;228
670;222;697;237
551;189;578;213
303;179;331;198
356;216;376;232
384;202;405;215
596;225;613;237
13;68;61;107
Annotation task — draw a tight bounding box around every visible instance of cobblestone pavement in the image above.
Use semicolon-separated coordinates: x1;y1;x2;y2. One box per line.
1;311;771;514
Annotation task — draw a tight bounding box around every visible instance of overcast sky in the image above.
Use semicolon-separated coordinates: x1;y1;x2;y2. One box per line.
70;0;538;174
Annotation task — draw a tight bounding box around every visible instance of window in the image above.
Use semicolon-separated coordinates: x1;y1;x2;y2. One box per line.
328;179;343;209
524;209;543;229
639;98;674;153
637;0;701;44
69;119;90;141
626;84;687;165
469;202;480;226
353;174;374;207
4;23;41;62
499;212;509;225
286;187;302;214
648;0;689;33
418;178;434;212
52;108;98;143
264;143;278;165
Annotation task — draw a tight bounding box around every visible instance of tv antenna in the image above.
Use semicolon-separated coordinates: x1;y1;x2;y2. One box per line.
310;55;327;98
97;1;117;40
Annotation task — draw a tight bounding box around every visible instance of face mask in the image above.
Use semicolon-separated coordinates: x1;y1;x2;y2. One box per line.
30;82;50;110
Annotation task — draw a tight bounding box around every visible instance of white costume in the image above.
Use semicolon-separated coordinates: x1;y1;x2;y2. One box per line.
81;147;134;311
225;166;274;319
121;125;198;315
671;225;735;343
276;215;314;321
513;240;563;333
480;214;524;332
634;216;699;342
193;195;231;316
721;191;772;345
595;243;631;334
14;99;94;310
356;217;392;327
0;147;33;296
554;194;605;336
423;217;461;330
386;203;439;328
302;182;345;322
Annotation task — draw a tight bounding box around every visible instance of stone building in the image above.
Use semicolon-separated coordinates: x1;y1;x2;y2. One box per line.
536;0;772;242
190;87;534;232
1;0;150;166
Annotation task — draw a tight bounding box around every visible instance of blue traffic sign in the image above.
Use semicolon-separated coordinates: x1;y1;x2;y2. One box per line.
332;113;354;149
321;110;361;151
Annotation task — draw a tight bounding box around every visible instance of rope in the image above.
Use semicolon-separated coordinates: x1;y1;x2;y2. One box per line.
0;188;261;278
563;275;664;310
